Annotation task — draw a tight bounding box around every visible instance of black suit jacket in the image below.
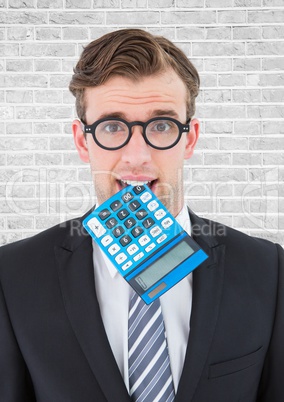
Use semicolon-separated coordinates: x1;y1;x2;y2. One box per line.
0;210;283;402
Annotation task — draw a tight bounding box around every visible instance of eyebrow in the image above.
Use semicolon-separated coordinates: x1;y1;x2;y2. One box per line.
97;109;180;121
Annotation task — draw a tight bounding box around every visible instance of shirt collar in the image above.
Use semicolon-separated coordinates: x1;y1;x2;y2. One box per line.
93;204;191;280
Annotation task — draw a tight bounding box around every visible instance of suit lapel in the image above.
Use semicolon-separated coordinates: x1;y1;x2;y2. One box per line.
54;222;130;402
175;210;226;401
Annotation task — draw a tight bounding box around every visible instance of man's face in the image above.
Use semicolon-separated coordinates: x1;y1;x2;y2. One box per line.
72;69;199;217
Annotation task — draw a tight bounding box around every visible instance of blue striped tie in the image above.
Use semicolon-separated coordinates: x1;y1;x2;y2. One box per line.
128;291;175;402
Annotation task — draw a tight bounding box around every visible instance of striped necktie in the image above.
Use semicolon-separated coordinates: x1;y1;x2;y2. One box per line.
128;291;175;402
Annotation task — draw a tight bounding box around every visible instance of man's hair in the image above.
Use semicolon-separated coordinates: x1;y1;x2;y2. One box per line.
69;29;200;122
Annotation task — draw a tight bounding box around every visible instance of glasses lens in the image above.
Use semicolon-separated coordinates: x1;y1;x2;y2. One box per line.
95;120;129;149
145;119;179;149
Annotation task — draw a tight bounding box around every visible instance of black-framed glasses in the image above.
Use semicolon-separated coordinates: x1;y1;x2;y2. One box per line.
83;117;191;150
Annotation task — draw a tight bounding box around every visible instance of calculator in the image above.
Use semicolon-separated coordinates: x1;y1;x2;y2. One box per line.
83;184;208;304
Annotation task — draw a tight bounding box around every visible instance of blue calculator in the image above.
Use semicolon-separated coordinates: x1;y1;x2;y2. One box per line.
83;185;208;304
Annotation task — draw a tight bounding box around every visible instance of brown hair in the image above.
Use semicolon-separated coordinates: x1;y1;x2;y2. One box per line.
69;29;200;122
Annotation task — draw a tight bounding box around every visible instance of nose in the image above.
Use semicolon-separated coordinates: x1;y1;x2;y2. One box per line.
120;126;152;165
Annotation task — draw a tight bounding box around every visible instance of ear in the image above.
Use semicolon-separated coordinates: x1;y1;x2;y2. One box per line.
72;119;90;163
184;118;200;160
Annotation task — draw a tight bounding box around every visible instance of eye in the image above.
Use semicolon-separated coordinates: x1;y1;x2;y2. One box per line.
103;122;125;133
149;120;173;132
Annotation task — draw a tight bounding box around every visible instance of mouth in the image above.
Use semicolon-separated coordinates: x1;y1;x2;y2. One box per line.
118;178;157;191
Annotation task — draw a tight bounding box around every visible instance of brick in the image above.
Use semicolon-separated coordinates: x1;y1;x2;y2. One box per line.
233;26;261;40
263;121;284;135
262;89;284;103
0;28;4;41
247;73;284;87
49;11;104;25
262;57;284;71
0;107;14;120
192;168;247;182
161;11;216;25
6;59;33;72
263;0;284;4
206;27;231;40
232;89;261;103
177;0;204;6
218;10;246;24
203;89;231;103
0;11;48;24
21;43;76;57
92;0;120;7
121;0;147;7
205;121;233;134
50;137;75;150
232;153;262;165
193;42;245;57
233;58;261;71
234;0;261;5
0;90;4;103
198;105;246;119
62;27;89;40
35;59;61;72
248;105;284;119
35;153;62;165
7;153;34;166
176;27;205;40
248;10;284;24
220;137;248;151
218;74;246;87
34;122;61;134
8;0;34;7
247;42;284;56
6;122;32;135
249;138;284;151
35;27;61;41
263;153;284;165
0;75;48;88
205;58;232;72
63;152;85;166
148;0;174;6
47;168;77;182
7;26;34;40
0;44;19;57
37;0;63;7
6;90;33;103
4;137;48;151
34;90;62;103
262;26;284;40
204;153;231;165
66;0;92;7
147;27;175;40
107;11;159;25
16;106;72;120
199;74;217;87
7;217;34;230
206;0;233;6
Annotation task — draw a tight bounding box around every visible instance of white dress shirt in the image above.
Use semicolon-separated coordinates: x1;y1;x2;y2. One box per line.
92;204;193;392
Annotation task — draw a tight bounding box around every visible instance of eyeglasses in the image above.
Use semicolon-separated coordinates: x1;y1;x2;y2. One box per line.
83;117;191;151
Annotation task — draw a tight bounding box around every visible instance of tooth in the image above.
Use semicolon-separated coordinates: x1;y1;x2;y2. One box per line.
121;180;151;186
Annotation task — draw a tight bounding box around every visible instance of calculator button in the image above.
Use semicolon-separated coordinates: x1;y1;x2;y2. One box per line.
157;234;167;244
139;235;150;246
127;244;139;255
145;242;156;253
150;226;162;238
124;217;136;229
106;217;118;229
142;217;155;229
101;235;113;247
117;208;130;220
98;209;111;220
121;192;134;203
133;185;145;194
112;226;125;238
131;226;144;238
122;261;133;271
110;200;122;211
154;209;166;220
147;200;159;212
134;252;144;262
129;200;141;211
136;209;148;220
119;235;132;246
108;244;121;255
115;253;127;265
140;192;152;203
161;217;174;229
87;217;106;238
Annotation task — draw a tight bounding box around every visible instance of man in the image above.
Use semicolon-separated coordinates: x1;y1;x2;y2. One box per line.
0;29;283;402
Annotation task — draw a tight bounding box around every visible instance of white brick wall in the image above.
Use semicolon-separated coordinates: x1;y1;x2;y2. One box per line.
0;1;283;245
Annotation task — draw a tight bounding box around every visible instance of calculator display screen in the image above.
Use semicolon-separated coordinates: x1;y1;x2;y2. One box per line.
134;240;194;291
